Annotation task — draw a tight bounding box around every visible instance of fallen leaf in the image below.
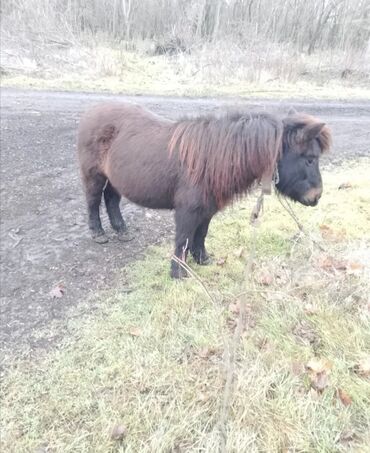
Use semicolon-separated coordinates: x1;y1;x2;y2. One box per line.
353;357;370;377
266;382;278;399
317;254;347;272
110;424;126;441
306;357;332;393
319;224;334;238
306;357;332;374
346;261;365;275
34;443;49;453
197;392;210;402
317;254;364;275
339;429;357;445
308;387;320;400
293;321;320;347
257;337;272;351
275;271;289;286
226;317;237;330
338;182;353;190
304;303;319;316
314;371;330;392
49;283;65;299
319;224;345;241
291;361;305;376
234;247;244;258
337;388;352;406
229;300;241;314
216;257;227;266
198;347;217;359
256;270;273;286
128;327;141;337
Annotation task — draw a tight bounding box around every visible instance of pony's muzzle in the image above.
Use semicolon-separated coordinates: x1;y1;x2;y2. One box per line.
302;187;322;206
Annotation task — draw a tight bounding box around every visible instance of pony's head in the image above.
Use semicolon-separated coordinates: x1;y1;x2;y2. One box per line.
275;113;332;206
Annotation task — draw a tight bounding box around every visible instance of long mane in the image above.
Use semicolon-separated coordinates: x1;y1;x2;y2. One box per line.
168;112;283;207
283;113;332;153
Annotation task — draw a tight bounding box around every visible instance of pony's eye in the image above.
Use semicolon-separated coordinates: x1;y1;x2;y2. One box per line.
306;157;314;166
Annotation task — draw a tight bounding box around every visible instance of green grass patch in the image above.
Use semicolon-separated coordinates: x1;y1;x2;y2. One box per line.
1;160;370;452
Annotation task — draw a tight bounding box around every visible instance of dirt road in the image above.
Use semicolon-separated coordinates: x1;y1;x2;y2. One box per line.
1;88;369;351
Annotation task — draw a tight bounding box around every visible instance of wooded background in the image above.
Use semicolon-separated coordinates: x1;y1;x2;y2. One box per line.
2;0;369;54
1;0;369;88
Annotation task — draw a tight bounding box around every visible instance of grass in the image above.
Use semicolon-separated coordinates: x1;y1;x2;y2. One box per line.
3;73;370;101
1;160;370;452
2;45;370;100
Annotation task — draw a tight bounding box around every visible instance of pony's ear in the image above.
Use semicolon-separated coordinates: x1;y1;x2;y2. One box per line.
303;122;326;141
288;107;297;116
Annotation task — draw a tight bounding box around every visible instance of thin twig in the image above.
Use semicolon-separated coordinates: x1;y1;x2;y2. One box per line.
218;194;261;452
171;255;216;304
250;192;264;224
276;193;327;252
8;231;23;248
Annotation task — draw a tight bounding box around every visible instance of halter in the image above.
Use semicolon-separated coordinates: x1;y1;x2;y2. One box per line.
260;166;279;195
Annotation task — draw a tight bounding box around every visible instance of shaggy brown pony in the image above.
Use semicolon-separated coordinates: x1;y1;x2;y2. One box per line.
77;103;331;278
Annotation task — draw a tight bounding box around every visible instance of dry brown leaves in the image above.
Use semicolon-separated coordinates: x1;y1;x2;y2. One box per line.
34;444;48;453
234;247;245;258
337;388;352;406
353;357;370;377
229;300;241;315
128;326;142;337
227;300;255;332
291;361;305;376
303;303;319;316
304;355;369;402
316;254;364;275
319;224;346;242
293;321;320;347
306;357;332;393
49;283;65;299
197;346;218;360
338;182;353;190
255;270;273;286
216;257;227;266
339;430;357;447
110;424;126;441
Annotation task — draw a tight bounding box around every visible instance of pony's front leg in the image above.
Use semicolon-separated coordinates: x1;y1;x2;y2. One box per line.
170;208;198;279
191;217;212;265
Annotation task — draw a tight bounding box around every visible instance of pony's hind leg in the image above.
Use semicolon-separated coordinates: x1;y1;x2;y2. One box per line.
103;181;128;239
84;172;108;243
191;217;212;265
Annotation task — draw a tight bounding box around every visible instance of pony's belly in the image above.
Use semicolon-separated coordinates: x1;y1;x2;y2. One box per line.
105;145;177;210
112;178;174;210
124;191;174;210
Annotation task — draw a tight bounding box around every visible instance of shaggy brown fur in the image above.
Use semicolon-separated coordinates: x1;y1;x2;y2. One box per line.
169;112;283;207
283;114;332;154
77;102;331;278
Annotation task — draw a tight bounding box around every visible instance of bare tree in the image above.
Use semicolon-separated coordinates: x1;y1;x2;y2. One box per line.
1;0;369;53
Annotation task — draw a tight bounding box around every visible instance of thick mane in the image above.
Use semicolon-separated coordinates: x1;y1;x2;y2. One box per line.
283;113;332;153
169;112;283;206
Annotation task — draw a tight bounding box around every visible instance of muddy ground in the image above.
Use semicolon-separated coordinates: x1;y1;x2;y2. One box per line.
1;88;369;352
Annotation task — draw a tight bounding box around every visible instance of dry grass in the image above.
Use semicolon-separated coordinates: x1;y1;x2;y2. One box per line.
1;43;370;100
1;160;370;452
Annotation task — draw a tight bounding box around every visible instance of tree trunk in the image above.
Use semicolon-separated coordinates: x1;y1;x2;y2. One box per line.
212;0;222;42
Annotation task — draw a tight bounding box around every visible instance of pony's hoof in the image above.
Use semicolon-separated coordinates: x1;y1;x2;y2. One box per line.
116;230;135;242
92;233;108;244
170;266;189;279
192;251;212;265
199;255;212;265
